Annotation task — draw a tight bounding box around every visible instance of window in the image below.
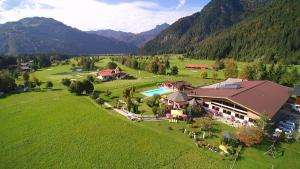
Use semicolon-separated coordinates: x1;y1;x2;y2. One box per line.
249;118;255;123
235;114;244;120
203;103;209;108
235;105;247;112
223;110;231;115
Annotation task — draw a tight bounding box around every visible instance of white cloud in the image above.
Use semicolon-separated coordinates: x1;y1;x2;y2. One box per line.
0;0;201;33
176;0;186;9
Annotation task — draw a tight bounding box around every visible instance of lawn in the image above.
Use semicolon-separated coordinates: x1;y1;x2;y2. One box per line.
1;56;299;169
0;88;232;169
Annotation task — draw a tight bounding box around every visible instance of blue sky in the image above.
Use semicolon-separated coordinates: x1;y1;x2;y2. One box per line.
0;0;210;33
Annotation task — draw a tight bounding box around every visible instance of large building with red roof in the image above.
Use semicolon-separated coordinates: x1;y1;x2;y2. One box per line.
187;79;293;124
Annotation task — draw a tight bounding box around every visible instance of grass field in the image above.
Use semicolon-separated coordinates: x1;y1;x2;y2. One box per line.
1;56;300;169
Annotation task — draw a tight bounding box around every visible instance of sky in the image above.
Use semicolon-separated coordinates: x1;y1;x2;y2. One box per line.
0;0;210;33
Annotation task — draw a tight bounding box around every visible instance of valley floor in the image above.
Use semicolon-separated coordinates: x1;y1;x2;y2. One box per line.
1;56;300;169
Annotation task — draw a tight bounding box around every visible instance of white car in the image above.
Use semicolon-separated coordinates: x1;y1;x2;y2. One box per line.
293;104;300;112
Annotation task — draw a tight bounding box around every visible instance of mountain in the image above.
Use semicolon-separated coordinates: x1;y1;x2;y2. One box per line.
0;17;138;55
87;23;170;47
141;0;269;54
190;0;300;63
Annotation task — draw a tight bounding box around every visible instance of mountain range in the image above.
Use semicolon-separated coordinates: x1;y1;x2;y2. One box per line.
0;17;138;55
87;23;169;47
141;0;300;64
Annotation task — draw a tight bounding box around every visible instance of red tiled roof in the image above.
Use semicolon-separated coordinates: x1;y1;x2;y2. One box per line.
211;64;220;69
185;64;209;69
188;81;292;118
98;69;115;77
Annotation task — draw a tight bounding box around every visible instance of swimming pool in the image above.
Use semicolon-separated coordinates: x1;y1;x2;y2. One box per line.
142;88;171;97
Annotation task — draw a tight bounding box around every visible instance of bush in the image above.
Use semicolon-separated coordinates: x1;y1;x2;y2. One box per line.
90;91;99;100
236;126;263;146
82;79;94;94
61;78;71;87
96;98;105;105
200;71;208;79
86;75;95;82
152;106;158;115
107;62;118;69
45;81;53;89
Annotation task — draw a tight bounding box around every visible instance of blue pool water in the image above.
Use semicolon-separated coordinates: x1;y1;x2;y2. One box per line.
143;88;170;97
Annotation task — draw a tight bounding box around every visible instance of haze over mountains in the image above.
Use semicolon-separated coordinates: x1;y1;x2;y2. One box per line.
87;23;170;48
141;0;300;64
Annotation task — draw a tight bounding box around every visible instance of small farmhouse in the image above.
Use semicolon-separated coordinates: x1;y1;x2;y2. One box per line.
185;64;209;69
97;67;127;81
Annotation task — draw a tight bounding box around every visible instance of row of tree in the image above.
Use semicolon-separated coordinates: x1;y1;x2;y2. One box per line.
111;56;179;75
222;58;299;87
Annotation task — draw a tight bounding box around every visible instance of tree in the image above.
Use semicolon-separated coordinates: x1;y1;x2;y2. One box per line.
253;59;268;80
280;67;299;87
22;72;30;87
223;58;238;78
195;117;214;131
158;104;168;117
31;75;41;88
236;126;263;146
170;66;179;75
165;59;170;69
200;71;208;79
212;72;218;80
90;91;99;100
152;106;159;115
240;64;255;80
107;62;118;69
132;103;139;114
69;81;84;95
0;71;16;92
150;61;159;74
78;57;95;71
82;79;94;94
158;64;166;75
215;60;224;70
61;78;71;87
45;81;53;89
186;105;205;117
86;75;95;82
255;113;272;134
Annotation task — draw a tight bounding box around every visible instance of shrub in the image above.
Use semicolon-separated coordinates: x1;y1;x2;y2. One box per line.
45;81;53;89
61;78;71;87
236;126;263;146
95;98;105;106
200;71;208;79
90;91;99;100
86;75;95;82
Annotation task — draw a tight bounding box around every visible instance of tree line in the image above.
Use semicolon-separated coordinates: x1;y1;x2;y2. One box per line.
221;58;299;87
110;56;179;75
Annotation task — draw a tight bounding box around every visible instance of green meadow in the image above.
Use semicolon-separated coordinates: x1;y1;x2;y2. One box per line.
1;56;300;169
